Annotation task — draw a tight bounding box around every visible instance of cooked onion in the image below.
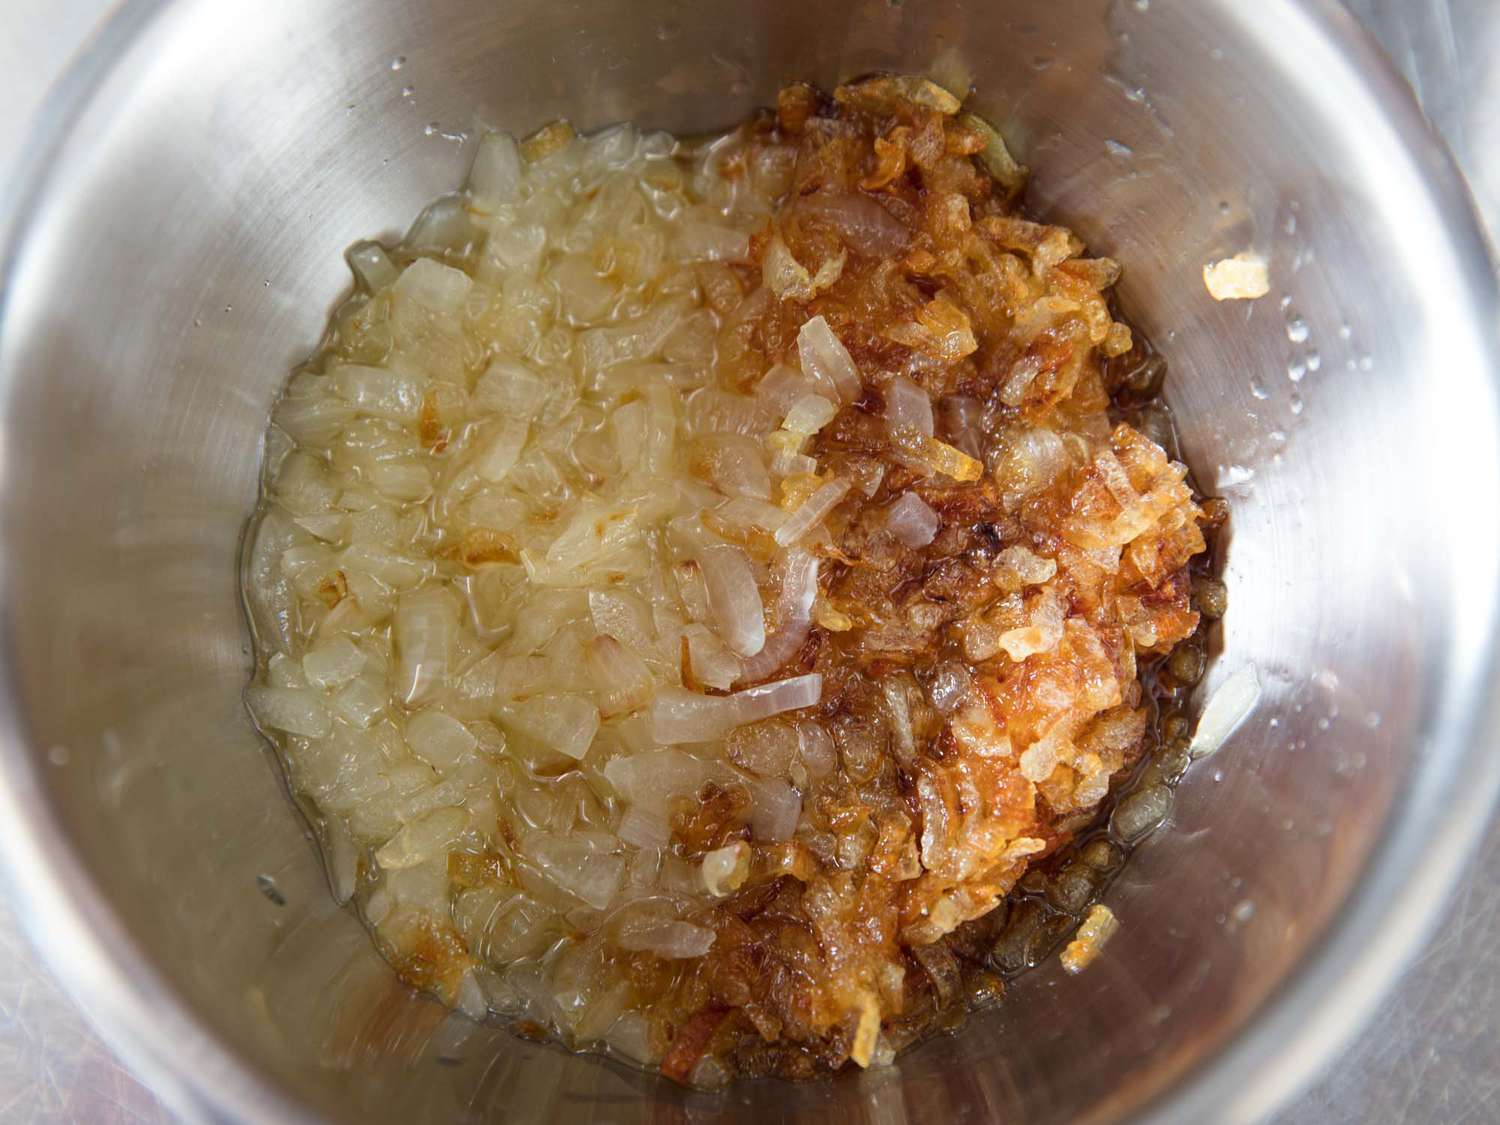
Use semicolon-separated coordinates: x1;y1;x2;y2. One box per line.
885;492;939;548
782;393;838;435
586;634;656;717
884;375;934;438
797;316;862;402
747;778;801;841
1189;664;1260;759
394;587;458;705
652;674;823;744
796;193;909;258
737;549;818;683
698;544;766;658
774;478;851;546
246;81;1213;1084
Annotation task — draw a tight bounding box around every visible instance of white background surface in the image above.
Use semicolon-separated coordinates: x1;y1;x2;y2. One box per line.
0;2;1496;1120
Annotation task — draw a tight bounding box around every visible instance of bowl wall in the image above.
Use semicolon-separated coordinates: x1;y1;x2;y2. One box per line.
1;1;1498;1122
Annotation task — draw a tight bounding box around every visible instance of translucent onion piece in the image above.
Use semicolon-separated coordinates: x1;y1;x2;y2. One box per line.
1203;253;1270;301
332;365;423;422
1061;904;1120;974
376;808;468;872
885;492;939;548
701;841;751;897
616;917;717;958
775;478;851;546
617;805;670;849
525;831;623;909
652;674;823;744
961;112;1029;197
747;778;801;841
602;749;710;813
698;545;766;658
884;375;934;437
586;635;656;717
347;241;399;291
681;625;743;691
782;393;838;436
302;636;363;688
797;192;909;258
505;694;601;761
762;233;844;301
587;590;657;663
468;131;522;210
404;712;476;775
392;257;472;314
797;316;862;402
406;195;477;256
1189;665;1261;759
394;587;458;705
246;685;330;739
738;549;818;683
758;363;836;413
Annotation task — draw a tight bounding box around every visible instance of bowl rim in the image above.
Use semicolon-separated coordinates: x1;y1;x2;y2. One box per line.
0;1;1497;1122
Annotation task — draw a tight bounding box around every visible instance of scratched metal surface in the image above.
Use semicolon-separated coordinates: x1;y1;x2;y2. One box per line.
0;1;1495;1121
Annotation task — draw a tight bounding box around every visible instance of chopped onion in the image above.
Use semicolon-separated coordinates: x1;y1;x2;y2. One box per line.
701;841;751;897
712;496;788;534
700;436;771;500
394;587;458;705
797;316;862;402
885;492;939;548
617;805;670;849
302;636;363;689
474;419;529;483
1189;664;1260;759
911;434;984;482
738;549;818;683
525;831;623;909
698;545;766;658
405;194;477;256
673;559;712;623
405;710;478;773
681;625;743;691
775;478;850;546
652;673;822;744
782;393;838;435
962;112;1028;197
504;694;601;761
468;131;522;210
685;389;771;437
747;778;801;841
758;363;837;412
996;545;1057;588
346;241;399;291
674;220;750;263
475;358;550;421
762;233;844;301
616;917;716;958
602;749;709;813
246;684;330;738
392;257;472;314
586;634;656;717
376;808;468;872
331;365;423;422
796;193;909;257
767;431;817;477
588;589;658;659
884;375;934;437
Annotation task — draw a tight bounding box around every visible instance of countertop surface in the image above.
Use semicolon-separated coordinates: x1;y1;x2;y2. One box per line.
1;1;1497;1121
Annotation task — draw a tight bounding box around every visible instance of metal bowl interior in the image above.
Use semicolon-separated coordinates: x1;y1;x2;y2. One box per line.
1;1;1497;1122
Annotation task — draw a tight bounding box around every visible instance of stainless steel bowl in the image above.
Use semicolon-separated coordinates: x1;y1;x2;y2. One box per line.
2;1;1497;1121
